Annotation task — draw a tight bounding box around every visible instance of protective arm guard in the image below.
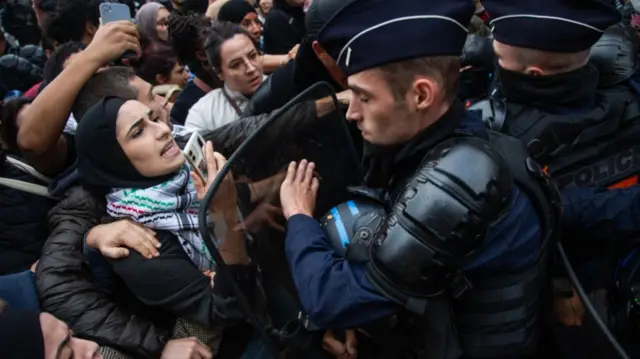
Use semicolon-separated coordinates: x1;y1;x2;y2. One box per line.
366;137;514;314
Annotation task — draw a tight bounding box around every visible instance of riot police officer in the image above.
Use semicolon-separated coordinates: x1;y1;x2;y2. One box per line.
469;0;639;357
278;0;560;358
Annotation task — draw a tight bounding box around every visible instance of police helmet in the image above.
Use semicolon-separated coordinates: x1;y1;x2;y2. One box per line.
319;197;387;263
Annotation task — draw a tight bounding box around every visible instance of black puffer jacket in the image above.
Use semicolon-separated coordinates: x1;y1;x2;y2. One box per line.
0;153;55;275
36;187;171;358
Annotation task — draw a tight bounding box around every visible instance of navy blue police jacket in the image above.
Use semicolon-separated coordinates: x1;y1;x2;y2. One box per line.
284;113;640;329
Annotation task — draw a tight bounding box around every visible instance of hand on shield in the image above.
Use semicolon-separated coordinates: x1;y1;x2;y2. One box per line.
280;160;319;219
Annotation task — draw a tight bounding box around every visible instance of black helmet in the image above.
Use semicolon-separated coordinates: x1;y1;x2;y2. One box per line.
318;197;387;263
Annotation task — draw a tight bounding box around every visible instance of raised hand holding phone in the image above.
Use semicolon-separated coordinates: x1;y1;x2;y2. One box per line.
97;3;139;60
189;140;237;215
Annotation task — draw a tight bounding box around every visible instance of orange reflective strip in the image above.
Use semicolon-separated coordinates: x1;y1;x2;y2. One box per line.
542;166;549;175
609;176;639;189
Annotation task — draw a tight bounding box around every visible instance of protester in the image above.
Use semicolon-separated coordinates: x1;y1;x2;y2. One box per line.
136;2;172;45
6;0;640;358
0;306;101;359
75;96;264;357
137;47;190;88
168;13;222;124
185;22;267;131
256;0;272;24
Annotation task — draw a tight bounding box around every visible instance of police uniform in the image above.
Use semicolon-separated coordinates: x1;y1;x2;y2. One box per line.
469;1;640;357
471;0;635;190
283;1;561;358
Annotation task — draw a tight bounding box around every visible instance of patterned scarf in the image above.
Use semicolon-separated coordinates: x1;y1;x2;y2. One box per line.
106;164;215;271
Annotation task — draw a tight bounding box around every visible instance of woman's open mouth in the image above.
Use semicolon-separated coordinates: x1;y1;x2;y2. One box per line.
161;141;180;157
249;76;262;87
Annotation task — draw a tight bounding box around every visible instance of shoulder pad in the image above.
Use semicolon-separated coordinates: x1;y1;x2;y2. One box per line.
590;24;639;87
370;137;514;296
467;98;507;131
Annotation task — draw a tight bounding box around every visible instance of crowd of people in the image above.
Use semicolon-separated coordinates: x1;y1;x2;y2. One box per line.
3;0;640;358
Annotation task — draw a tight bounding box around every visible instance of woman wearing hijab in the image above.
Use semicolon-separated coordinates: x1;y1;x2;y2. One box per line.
135;2;171;44
75;97;267;357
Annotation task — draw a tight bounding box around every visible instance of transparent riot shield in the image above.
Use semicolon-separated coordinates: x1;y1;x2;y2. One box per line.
197;82;362;355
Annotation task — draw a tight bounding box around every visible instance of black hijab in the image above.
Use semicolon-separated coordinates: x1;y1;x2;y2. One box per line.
218;0;257;23
76;97;175;192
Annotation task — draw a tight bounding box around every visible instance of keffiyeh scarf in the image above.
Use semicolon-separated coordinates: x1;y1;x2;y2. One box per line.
106;164;215;271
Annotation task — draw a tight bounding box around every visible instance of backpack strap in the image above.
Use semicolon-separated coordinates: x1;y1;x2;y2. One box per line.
0;156;56;199
0;177;56;199
5;156;52;184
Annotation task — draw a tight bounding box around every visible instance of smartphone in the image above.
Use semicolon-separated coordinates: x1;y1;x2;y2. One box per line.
98;2;137;60
182;132;208;182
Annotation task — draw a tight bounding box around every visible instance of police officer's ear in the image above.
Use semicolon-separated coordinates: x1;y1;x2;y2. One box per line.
524;67;544;77
412;77;437;111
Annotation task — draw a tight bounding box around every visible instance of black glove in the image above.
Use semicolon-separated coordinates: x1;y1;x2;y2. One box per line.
460;34;495;70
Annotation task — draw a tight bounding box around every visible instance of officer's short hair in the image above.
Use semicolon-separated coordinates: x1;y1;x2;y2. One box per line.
378;56;460;103
72;66;138;121
512;47;589;75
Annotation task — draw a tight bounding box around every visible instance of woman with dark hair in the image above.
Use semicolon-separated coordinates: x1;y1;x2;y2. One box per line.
185;21;267;131
137;47;190;88
217;0;296;71
168;13;221;124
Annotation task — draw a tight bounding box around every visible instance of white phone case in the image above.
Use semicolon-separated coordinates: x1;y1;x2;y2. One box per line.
182;132;207;181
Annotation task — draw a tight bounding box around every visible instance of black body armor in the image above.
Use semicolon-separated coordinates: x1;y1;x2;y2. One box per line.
469;86;640;189
358;135;560;359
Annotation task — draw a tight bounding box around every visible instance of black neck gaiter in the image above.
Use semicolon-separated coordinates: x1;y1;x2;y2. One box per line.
496;63;600;113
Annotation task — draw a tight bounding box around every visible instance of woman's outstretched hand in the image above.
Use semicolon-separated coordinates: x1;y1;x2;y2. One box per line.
280;160;319;220
191;141;237;214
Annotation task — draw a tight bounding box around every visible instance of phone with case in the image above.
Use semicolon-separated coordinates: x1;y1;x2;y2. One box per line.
182;132;208;182
98;2;137;60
